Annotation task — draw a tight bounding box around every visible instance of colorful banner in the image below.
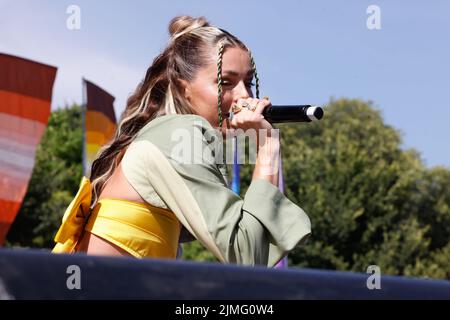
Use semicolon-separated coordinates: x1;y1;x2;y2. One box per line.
0;53;57;245
231;137;240;195
83;79;117;177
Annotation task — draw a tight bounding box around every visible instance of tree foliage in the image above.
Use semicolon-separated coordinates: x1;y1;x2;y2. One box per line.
239;98;450;278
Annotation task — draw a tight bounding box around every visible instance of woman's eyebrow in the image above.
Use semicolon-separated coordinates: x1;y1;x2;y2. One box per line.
222;70;254;77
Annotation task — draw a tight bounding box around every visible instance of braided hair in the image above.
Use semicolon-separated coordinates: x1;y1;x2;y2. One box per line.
216;40;261;127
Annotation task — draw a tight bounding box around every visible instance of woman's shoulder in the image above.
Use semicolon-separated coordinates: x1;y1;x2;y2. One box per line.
126;113;228;186
131;114;222;164
136;114;219;145
140;114;212;134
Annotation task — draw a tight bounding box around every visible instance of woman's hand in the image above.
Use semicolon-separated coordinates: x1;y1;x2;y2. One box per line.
225;97;280;184
227;97;273;131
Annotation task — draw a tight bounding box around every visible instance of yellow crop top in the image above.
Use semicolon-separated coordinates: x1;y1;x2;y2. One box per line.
52;177;181;259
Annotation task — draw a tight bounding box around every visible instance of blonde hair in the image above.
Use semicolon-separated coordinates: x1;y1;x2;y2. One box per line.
89;15;260;208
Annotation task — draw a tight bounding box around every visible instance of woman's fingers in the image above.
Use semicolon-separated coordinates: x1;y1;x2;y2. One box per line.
254;97;270;116
228;97;273;131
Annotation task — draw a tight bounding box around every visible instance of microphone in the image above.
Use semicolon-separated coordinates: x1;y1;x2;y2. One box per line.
226;105;324;123
262;105;324;123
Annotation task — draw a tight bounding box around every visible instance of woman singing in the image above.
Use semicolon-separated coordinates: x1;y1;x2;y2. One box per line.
52;15;311;267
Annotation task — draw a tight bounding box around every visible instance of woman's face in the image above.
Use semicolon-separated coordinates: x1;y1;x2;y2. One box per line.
182;46;255;133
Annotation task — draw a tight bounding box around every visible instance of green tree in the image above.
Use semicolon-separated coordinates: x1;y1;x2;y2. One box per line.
262;98;449;278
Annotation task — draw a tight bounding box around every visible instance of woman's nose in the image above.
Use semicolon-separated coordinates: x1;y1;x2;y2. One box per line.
232;81;251;103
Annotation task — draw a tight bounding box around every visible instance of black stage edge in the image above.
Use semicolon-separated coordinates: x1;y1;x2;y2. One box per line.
0;248;449;300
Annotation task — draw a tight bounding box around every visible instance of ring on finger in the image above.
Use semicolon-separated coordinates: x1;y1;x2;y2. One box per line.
241;101;250;108
231;104;243;113
248;104;257;111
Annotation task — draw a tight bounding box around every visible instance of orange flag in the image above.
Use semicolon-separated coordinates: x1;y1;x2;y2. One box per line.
83;79;117;177
0;53;57;245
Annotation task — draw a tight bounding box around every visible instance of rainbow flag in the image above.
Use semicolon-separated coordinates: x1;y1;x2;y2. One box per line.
231;137;240;195
82;79;116;177
0;53;57;245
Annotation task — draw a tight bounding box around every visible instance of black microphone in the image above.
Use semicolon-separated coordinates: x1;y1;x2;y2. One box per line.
262;105;324;123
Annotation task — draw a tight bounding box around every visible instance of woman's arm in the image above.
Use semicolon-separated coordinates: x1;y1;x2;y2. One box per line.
252;131;280;187
130;114;311;266
228;97;281;187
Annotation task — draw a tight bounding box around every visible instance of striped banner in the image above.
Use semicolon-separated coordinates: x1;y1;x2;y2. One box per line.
0;53;57;245
231;137;240;195
82;79;117;177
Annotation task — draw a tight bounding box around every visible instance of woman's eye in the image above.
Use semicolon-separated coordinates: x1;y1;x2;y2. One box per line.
221;80;254;87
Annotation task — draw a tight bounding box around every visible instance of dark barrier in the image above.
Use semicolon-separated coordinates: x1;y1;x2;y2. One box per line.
0;248;449;299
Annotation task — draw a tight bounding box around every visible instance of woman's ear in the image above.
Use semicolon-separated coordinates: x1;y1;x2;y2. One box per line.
178;79;191;102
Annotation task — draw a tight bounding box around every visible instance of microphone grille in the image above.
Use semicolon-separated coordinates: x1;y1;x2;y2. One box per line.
306;106;324;121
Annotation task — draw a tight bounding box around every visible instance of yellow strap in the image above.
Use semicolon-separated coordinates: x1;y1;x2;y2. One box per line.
52;176;92;253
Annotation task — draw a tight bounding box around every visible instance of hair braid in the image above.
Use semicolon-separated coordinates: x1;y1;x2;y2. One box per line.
217;41;225;127
248;51;260;99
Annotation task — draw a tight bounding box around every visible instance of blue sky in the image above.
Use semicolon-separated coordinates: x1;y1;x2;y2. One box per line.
1;0;449;168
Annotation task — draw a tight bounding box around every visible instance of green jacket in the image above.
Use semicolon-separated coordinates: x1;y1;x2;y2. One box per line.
121;114;311;267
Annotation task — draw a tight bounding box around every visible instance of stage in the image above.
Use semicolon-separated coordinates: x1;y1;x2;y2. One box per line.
0;248;449;300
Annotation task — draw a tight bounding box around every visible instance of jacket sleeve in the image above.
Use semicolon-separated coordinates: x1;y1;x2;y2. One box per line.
138;115;311;267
